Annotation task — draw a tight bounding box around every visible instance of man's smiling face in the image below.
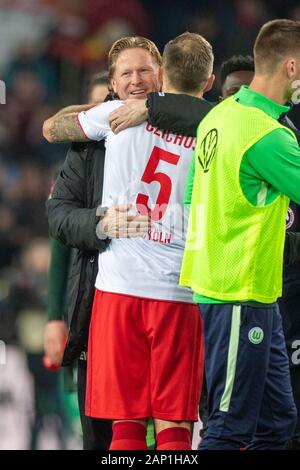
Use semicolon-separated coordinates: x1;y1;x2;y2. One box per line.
111;47;162;100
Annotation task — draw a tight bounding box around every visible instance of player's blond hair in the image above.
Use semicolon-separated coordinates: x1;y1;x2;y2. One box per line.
108;36;162;83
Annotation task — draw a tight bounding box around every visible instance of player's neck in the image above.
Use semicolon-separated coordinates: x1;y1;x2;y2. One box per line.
248;75;289;105
163;85;203;99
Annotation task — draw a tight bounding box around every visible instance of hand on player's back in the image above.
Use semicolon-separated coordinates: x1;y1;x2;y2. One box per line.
97;204;151;239
109;99;148;134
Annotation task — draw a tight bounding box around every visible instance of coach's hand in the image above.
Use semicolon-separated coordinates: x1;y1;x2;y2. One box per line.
44;320;68;366
96;204;151;239
109;99;148;134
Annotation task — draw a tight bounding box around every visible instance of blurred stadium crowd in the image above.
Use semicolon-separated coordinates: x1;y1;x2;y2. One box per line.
0;0;300;450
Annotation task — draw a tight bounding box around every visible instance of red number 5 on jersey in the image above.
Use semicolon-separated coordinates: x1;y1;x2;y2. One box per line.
136;146;180;221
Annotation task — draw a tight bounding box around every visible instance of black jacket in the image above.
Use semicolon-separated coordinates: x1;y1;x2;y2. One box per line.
280;115;300;268
277;116;300;362
46;93;212;364
47;141;109;364
146;92;213;136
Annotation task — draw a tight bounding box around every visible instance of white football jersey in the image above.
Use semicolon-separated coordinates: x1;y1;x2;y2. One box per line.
78;100;196;302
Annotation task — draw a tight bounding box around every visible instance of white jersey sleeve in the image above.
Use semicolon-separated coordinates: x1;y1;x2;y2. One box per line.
78;100;123;141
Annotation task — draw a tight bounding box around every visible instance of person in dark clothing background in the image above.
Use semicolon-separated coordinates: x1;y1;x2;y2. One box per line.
279;203;300;450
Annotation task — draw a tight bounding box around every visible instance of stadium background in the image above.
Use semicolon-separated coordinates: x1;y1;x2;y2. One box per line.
0;0;299;449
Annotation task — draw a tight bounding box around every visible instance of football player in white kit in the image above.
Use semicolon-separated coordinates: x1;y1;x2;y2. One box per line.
44;34;214;450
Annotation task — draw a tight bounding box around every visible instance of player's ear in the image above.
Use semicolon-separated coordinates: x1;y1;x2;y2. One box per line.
203;74;215;93
111;78;117;95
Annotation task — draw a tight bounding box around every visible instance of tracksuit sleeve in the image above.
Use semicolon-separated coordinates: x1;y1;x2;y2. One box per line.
184;152;196;207
47;238;71;321
147;92;213;136
246;127;300;205
46;144;109;251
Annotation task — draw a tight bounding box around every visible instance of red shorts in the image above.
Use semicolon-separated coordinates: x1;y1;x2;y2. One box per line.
85;289;204;421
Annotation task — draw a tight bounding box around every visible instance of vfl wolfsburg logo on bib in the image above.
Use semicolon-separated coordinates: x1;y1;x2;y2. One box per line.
248;327;264;345
198;128;218;173
286;206;295;230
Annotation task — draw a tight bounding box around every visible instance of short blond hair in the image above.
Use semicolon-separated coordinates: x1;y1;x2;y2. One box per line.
108;36;162;81
163;32;214;93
